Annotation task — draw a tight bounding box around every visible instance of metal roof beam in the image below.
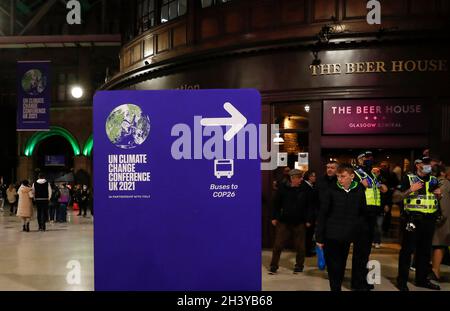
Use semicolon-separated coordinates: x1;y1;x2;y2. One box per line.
19;0;58;35
0;4;25;28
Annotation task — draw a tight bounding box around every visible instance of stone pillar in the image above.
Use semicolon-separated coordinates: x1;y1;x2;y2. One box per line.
74;156;92;187
309;101;322;173
17;157;34;182
74;156;92;177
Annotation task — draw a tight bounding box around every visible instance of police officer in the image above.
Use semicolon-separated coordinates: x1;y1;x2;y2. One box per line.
396;157;441;291
352;151;387;290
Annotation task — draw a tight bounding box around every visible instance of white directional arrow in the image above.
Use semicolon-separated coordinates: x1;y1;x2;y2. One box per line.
200;102;247;141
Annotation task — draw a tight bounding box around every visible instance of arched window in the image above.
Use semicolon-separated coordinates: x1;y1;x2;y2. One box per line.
24;126;81;157
160;0;187;23
137;0;156;34
135;0;188;35
201;0;231;8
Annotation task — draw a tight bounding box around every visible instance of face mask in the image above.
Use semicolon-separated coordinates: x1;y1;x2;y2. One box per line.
422;165;432;174
363;160;373;168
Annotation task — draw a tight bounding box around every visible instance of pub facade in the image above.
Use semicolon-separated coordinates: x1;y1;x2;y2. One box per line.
103;0;450;247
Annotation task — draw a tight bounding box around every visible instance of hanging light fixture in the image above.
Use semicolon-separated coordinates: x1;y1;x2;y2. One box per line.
273;133;284;145
304;105;310;113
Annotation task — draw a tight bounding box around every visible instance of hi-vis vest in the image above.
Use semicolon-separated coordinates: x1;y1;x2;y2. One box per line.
403;174;438;214
354;169;381;207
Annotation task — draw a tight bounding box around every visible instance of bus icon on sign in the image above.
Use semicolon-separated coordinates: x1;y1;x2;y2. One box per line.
214;159;234;179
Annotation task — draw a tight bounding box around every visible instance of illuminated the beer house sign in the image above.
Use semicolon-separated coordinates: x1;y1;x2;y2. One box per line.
310;59;448;75
322;100;429;135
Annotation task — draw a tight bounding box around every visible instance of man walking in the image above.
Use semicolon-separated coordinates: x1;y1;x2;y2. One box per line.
353;151;387;290
269;169;312;274
316;164;368;291
32;173;52;231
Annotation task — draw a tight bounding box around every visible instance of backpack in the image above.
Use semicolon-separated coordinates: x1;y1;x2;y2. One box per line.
59;188;70;203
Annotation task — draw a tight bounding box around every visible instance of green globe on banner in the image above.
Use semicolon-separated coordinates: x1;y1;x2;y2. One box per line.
105;103;151;149
21;69;47;96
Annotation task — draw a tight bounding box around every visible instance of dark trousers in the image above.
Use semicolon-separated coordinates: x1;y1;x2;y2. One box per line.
324;239;350;291
397;213;436;285
373;214;384;244
36;200;49;230
382;205;392;233
48;203;57;221
78;202;87;215
324;238;367;291
352;213;378;288
8;201;17;214
56;203;67;222
270;222;306;269
305;223;316;255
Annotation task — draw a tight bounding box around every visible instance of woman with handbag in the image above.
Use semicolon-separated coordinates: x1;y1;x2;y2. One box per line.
431;165;450;282
17;180;34;232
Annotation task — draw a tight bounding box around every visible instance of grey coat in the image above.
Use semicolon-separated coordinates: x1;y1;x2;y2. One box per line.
433;177;450;246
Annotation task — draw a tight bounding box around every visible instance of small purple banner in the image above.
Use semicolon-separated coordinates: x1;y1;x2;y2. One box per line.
323;99;429;135
17;61;51;131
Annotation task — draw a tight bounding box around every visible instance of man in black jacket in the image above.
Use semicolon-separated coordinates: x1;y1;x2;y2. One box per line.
269;169;312;274
317;161;338;196
353;151;387;290
378;161;399;239
32;173;52;231
316;164;368;291
300;170;319;257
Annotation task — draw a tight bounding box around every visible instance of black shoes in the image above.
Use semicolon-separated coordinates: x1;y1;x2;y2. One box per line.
269;266;278;274
351;286;370;292
269;265;305;274
415;281;440;290
428;271;440;282
351;283;373;291
396;283;410;291
396;277;410;291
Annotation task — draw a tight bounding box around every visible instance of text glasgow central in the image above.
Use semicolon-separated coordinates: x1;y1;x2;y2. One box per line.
310;59;448;76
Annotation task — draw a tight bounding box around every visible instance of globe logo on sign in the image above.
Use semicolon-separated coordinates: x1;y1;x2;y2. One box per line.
21;69;47;95
105;104;150;149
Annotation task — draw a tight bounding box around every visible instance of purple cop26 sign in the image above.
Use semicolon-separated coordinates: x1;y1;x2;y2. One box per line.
94;90;261;291
17;61;51;131
323;99;429;135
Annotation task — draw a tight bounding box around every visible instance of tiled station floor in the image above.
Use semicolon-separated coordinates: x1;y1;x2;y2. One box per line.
262;246;450;291
1;209;448;291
